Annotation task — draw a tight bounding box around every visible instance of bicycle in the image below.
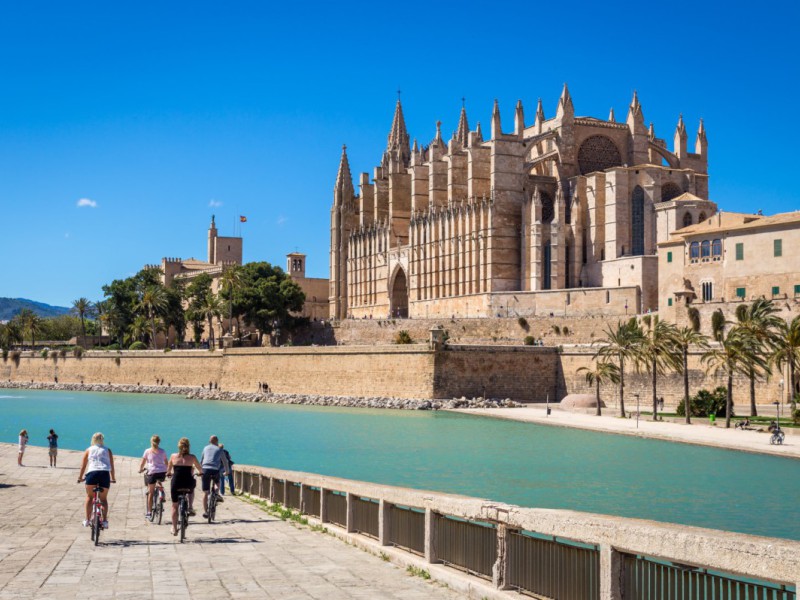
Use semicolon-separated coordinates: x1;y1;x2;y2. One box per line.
175;488;192;543
770;428;785;445
147;478;166;525
86;483;104;546
207;478;219;523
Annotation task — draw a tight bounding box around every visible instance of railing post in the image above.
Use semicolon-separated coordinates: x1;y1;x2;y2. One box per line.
268;477;275;504
320;487;328;522
234;468;241;491
258;474;265;499
345;492;355;533
424;508;438;563
299;483;306;514
600;545;624;600
282;481;288;507
492;524;509;589
378;500;391;546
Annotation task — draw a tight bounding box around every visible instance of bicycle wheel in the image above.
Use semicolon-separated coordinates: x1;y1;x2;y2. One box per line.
180;500;187;543
93;513;101;546
156;497;163;525
207;493;215;523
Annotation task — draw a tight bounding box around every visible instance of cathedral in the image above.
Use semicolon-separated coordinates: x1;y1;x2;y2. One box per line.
330;87;716;319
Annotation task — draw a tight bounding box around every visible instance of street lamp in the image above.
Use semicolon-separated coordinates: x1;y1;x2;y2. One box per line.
635;393;640;428
777;379;784;426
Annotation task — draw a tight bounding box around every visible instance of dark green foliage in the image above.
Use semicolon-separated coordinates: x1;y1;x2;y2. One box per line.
552;324;561;335
711;309;726;341
395;330;413;344
677;386;733;417
518;317;529;330
129;341;147;350
524;335;535;345
687;307;701;332
238;262;305;344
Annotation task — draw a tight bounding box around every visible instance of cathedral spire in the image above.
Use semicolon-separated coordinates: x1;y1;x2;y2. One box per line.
627;90;644;125
334;144;354;204
674;114;688;157
387;99;409;151
491;99;502;139
648;122;655;139
455;104;470;146
475;121;483;142
514;99;525;136
695;118;707;157
556;83;574;119
608;107;616;122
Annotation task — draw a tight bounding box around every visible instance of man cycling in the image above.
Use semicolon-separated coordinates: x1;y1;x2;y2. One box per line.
200;435;230;519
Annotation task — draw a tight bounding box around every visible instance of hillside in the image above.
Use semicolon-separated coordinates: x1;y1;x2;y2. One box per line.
0;298;71;320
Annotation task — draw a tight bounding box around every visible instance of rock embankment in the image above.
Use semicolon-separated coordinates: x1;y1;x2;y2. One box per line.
0;381;522;411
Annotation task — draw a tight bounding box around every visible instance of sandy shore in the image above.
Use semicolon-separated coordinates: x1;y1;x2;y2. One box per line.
451;405;800;459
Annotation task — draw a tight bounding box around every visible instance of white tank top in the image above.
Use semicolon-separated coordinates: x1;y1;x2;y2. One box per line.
87;445;111;472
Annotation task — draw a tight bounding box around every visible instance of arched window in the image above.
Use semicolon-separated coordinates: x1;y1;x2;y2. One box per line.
577;135;623;175
631;186;645;256
712;239;722;258
661;182;682;202
683;212;693;228
701;240;710;258
690;242;700;260
698;212;707;222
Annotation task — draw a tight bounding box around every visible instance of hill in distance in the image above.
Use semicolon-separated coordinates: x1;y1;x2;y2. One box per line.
0;298;71;321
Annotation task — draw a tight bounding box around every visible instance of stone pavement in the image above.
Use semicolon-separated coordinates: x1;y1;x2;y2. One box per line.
454;405;800;459
0;444;463;599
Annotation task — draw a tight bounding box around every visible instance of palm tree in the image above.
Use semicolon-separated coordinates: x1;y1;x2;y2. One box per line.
703;326;764;428
220;265;243;337
595;319;645;417
640;317;681;421
128;315;150;344
17;309;43;349
135;286;168;349
197;290;222;348
772;315;800;412
735;299;781;416
673;326;710;424
71;297;94;341
577;361;621;416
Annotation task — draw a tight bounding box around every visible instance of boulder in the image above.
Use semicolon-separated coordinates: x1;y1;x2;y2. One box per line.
560;393;604;411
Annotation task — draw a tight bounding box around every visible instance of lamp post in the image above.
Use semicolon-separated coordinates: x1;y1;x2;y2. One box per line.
635;393;640;428
777;379;784;426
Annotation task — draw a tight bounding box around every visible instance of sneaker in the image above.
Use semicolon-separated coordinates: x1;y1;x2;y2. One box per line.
102;520;109;529
188;509;196;516
145;512;151;519
82;520;89;527
216;494;224;503
202;513;209;519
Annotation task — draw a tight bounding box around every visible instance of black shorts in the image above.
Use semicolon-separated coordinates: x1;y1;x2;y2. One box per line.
145;472;167;485
201;469;220;492
85;470;111;489
170;478;196;503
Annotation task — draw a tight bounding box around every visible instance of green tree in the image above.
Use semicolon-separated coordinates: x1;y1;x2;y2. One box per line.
219;265;244;337
17;309;43;348
71;297;94;341
702;326;764;428
136;286;168;349
186;273;214;346
772;315;800;412
594;319;645;417
640;317;681;421
196;290;222;348
128;315;150;344
238;262;305;345
735;299;781;416
673;326;710;424
577;361;621;416
163;282;187;347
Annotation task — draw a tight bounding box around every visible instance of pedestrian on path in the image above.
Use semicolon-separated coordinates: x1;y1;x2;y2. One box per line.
47;429;59;468
18;429;28;466
218;443;235;495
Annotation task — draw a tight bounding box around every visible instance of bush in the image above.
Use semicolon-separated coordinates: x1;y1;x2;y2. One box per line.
793;408;800;426
40;349;48;358
1;348;7;362
518;317;529;330
524;335;535;346
129;341;147;351
562;326;570;336
106;343;120;351
552;325;561;335
59;348;67;358
677;386;733;417
395;330;413;345
73;346;84;358
163;347;171;353
711;309;725;340
687;307;701;332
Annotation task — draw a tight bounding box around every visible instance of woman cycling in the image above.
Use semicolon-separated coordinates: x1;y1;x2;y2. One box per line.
77;432;116;529
165;437;203;536
138;435;168;520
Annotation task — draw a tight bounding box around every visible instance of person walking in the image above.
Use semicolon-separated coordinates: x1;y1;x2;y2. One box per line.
165;438;203;536
77;432;116;529
18;429;28;466
218;443;235;496
138;435;168;520
200;435;230;518
47;429;59;467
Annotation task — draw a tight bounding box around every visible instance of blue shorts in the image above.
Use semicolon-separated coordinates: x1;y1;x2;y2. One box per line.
85;470;111;489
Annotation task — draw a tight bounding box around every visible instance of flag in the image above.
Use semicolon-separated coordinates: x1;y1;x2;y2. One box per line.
240;216;247;223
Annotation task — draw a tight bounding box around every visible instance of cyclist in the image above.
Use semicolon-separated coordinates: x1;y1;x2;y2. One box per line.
77;432;116;529
166;437;203;536
138;435;168;520
200;435;230;519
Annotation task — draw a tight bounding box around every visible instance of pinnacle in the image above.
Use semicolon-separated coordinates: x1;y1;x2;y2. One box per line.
335;144;353;191
387;99;409;152
535;98;545;123
608;107;615;122
456;105;470;146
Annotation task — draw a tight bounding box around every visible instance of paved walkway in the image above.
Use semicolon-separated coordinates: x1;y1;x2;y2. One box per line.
452;406;800;459
0;444;462;599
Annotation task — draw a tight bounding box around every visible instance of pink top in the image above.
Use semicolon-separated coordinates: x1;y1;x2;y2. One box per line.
142;447;168;474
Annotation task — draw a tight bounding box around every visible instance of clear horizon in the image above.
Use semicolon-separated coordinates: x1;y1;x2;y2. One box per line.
1;0;798;306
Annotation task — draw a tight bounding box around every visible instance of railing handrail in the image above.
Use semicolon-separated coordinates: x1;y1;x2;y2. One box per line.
234;463;800;586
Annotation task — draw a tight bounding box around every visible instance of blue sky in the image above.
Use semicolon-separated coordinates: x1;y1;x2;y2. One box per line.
1;1;798;307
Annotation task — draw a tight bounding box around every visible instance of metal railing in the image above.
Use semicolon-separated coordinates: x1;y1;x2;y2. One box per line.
435;514;496;580
623;555;796;600
388;504;425;555
507;531;600;599
351;496;379;539
233;465;800;598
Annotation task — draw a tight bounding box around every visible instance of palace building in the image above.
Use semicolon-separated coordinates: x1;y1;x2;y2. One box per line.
330;87;715;319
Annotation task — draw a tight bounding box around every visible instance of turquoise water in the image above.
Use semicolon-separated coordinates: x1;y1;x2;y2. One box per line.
2;388;798;540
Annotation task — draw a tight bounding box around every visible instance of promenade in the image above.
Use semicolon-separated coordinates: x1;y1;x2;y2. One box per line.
454;405;800;459
0;444;462;599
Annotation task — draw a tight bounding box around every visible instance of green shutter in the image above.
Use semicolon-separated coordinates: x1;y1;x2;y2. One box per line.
736;287;746;298
667;297;673;307
735;243;744;260
795;284;800;296
772;286;780;296
774;239;782;257
667;251;673;263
